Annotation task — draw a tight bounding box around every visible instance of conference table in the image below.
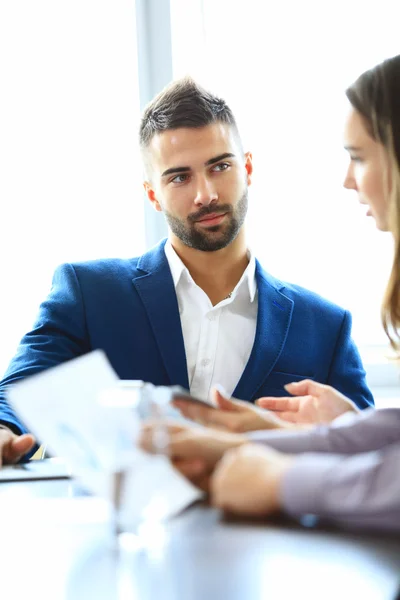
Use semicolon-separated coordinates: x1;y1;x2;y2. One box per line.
0;470;399;600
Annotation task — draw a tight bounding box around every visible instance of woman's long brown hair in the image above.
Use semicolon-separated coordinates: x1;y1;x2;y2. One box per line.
346;55;400;355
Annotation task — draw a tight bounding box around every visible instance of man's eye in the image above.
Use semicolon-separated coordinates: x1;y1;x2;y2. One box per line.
350;156;363;163
212;162;229;172
171;174;189;184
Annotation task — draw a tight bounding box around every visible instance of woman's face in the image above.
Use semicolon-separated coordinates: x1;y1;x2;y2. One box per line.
343;106;391;231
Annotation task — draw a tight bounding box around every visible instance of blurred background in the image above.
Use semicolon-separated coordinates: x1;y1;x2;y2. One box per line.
1;0;398;395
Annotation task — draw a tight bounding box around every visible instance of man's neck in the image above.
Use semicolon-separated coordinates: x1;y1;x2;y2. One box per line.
169;230;250;306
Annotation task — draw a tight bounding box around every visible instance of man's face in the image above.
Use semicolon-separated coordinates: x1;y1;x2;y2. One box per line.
143;123;253;251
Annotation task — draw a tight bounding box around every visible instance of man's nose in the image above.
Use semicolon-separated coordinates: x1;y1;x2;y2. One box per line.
194;176;218;206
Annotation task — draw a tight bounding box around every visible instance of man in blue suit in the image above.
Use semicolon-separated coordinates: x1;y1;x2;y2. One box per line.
0;76;373;463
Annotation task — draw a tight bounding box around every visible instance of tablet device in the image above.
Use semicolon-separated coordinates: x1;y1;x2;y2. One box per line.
0;458;71;482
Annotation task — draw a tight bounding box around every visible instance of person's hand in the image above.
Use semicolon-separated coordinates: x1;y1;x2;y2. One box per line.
173;388;294;433
140;421;247;491
256;380;359;425
211;443;294;517
0;426;36;467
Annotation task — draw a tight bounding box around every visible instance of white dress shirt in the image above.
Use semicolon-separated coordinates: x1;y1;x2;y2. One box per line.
164;240;258;402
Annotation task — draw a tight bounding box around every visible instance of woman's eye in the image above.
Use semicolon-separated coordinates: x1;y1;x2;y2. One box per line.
350;156;363;163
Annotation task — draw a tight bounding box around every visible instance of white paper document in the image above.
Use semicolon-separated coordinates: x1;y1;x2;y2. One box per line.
6;350;203;523
8;350;132;472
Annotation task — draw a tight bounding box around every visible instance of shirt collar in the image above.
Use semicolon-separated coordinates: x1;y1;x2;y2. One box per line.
241;252;257;302
164;239;188;289
164;239;257;303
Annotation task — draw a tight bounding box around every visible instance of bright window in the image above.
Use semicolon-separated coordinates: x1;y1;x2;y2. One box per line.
0;1;144;375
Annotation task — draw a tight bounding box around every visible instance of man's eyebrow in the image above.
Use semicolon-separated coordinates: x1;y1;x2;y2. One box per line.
161;166;190;178
161;152;236;178
205;152;236;166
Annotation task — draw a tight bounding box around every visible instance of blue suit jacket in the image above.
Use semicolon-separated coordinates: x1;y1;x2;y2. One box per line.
0;239;373;438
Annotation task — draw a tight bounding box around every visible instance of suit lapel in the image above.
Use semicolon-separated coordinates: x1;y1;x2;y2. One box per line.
132;241;189;389
233;262;294;401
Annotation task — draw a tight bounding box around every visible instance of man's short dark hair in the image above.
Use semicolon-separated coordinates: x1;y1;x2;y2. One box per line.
139;76;241;150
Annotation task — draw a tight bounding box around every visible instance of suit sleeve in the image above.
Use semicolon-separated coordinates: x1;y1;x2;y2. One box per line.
281;442;400;532
325;310;374;409
0;264;89;442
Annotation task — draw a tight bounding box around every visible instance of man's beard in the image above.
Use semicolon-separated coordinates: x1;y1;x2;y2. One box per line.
164;190;248;252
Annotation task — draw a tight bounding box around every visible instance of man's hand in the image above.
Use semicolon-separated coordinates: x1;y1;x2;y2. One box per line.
173;388;294;433
211;444;294;517
140;421;247;491
256;380;359;425
0;427;36;467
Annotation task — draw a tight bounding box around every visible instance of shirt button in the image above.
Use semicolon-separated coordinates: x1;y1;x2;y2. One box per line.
201;358;211;367
208;313;216;321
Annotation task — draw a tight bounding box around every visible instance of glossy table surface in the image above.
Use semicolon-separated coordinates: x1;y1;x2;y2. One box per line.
0;475;399;600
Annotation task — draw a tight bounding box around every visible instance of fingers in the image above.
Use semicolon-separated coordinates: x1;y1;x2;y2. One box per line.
211;444;291;516
168;432;211;459
174;464;211;492
171;399;197;419
172;400;216;423
171;457;211;493
141;420;188;436
140;420;190;453
256;396;299;412
139;426;159;453
284;379;325;396
172;457;208;479
271;411;301;423
141;427;212;461
169;430;237;466
210;447;239;509
11;434;36;454
1;433;36;466
172;399;239;431
213;389;240;412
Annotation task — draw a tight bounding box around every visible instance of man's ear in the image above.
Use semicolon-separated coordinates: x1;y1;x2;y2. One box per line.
244;152;253;186
143;181;162;212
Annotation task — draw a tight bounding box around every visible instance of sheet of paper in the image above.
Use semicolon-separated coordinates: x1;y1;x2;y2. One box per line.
7;350;136;474
7;350;203;521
